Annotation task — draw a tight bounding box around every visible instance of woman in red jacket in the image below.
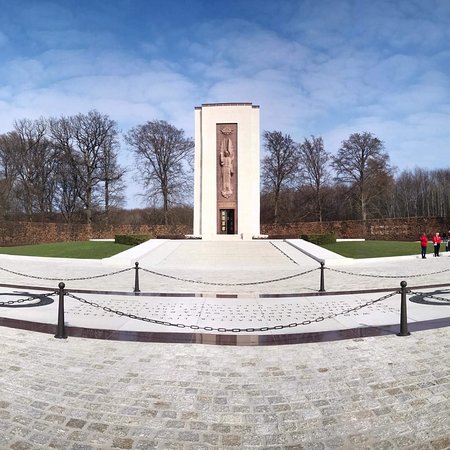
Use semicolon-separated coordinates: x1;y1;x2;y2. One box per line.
432;232;441;257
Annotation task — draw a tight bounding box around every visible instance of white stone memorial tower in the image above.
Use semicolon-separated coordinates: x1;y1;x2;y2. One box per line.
193;103;261;240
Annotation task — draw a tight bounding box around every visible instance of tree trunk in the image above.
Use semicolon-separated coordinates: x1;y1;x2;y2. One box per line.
104;178;110;225
86;184;92;225
273;190;280;224
361;195;367;221
163;193;169;226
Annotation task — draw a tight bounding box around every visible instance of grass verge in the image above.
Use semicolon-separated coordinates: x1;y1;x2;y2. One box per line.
322;240;436;258
0;239;440;259
0;241;133;259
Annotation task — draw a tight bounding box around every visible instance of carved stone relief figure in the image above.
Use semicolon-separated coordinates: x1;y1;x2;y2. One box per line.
219;127;234;198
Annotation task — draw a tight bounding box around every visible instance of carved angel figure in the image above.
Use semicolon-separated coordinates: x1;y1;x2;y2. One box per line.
220;137;234;198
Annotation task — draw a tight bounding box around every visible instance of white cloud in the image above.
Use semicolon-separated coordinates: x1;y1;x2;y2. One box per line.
1;0;450;209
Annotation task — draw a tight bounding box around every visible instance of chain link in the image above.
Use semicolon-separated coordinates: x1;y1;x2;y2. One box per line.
326;266;448;279
1;258;448;287
140;267;319;286
0;291;56;306
269;241;298;265
0;266;133;282
409;290;450;303
67;290;399;332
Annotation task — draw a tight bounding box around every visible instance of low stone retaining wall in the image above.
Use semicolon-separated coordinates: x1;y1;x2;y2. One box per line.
0;222;191;246
0;216;448;246
262;216;448;241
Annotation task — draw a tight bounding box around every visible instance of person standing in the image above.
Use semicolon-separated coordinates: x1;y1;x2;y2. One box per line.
432;232;441;257
420;232;428;259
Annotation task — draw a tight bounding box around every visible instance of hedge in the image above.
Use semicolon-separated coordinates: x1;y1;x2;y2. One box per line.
300;233;336;245
114;234;153;246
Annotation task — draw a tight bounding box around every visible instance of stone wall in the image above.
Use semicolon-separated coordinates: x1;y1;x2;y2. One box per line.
0;217;448;246
0;222;192;246
261;217;449;240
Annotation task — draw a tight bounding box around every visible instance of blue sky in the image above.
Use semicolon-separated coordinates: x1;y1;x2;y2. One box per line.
1;0;449;207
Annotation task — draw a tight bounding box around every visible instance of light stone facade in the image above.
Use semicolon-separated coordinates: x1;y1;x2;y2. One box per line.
193;103;261;240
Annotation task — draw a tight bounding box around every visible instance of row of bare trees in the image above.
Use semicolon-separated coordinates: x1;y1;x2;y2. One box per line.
392;168;450;218
261;131;392;223
0;112;194;225
1;110;448;226
261;130;450;224
0;111;125;224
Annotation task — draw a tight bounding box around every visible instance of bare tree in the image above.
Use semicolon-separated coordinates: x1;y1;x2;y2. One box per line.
51;150;84;224
10;118;60;218
393;170;416;218
50;110;123;224
0;119;58;218
261;131;300;223
332;132;392;220
299;136;330;222
0;132;20;216
125;120;194;225
97;132;126;222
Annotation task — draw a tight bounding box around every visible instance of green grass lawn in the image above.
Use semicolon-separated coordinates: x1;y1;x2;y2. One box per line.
322;240;436;258
0;239;440;259
0;241;133;259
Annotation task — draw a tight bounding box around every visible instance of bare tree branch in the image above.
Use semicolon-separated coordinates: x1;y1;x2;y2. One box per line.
125;120;194;225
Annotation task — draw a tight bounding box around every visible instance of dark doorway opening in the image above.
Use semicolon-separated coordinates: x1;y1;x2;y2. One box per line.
219;209;235;234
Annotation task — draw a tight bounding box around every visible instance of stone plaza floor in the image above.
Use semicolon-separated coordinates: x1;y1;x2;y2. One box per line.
0;239;449;449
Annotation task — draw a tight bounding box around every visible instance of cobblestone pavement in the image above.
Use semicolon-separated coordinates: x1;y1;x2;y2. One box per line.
0;240;449;449
0;326;449;449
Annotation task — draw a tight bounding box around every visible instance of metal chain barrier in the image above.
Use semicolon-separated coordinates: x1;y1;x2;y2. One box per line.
0;291;57;306
66;289;399;333
1;258;448;289
409;291;450;303
0;266;133;282
139;266;319;286
269;241;298;265
0;264;318;287
326;266;449;279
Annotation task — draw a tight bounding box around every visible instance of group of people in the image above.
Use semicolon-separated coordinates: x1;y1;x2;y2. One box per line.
420;231;450;258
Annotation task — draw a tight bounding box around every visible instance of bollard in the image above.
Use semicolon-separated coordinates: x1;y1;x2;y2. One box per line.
319;262;325;292
54;282;67;339
134;262;141;293
397;280;411;336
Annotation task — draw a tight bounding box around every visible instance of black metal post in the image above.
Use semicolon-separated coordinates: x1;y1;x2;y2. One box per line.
134;262;141;293
397;280;410;336
319;262;325;292
54;282;67;339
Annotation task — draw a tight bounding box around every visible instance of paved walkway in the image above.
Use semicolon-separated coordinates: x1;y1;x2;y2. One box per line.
1;239;449;295
1;326;449;449
0;239;449;449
